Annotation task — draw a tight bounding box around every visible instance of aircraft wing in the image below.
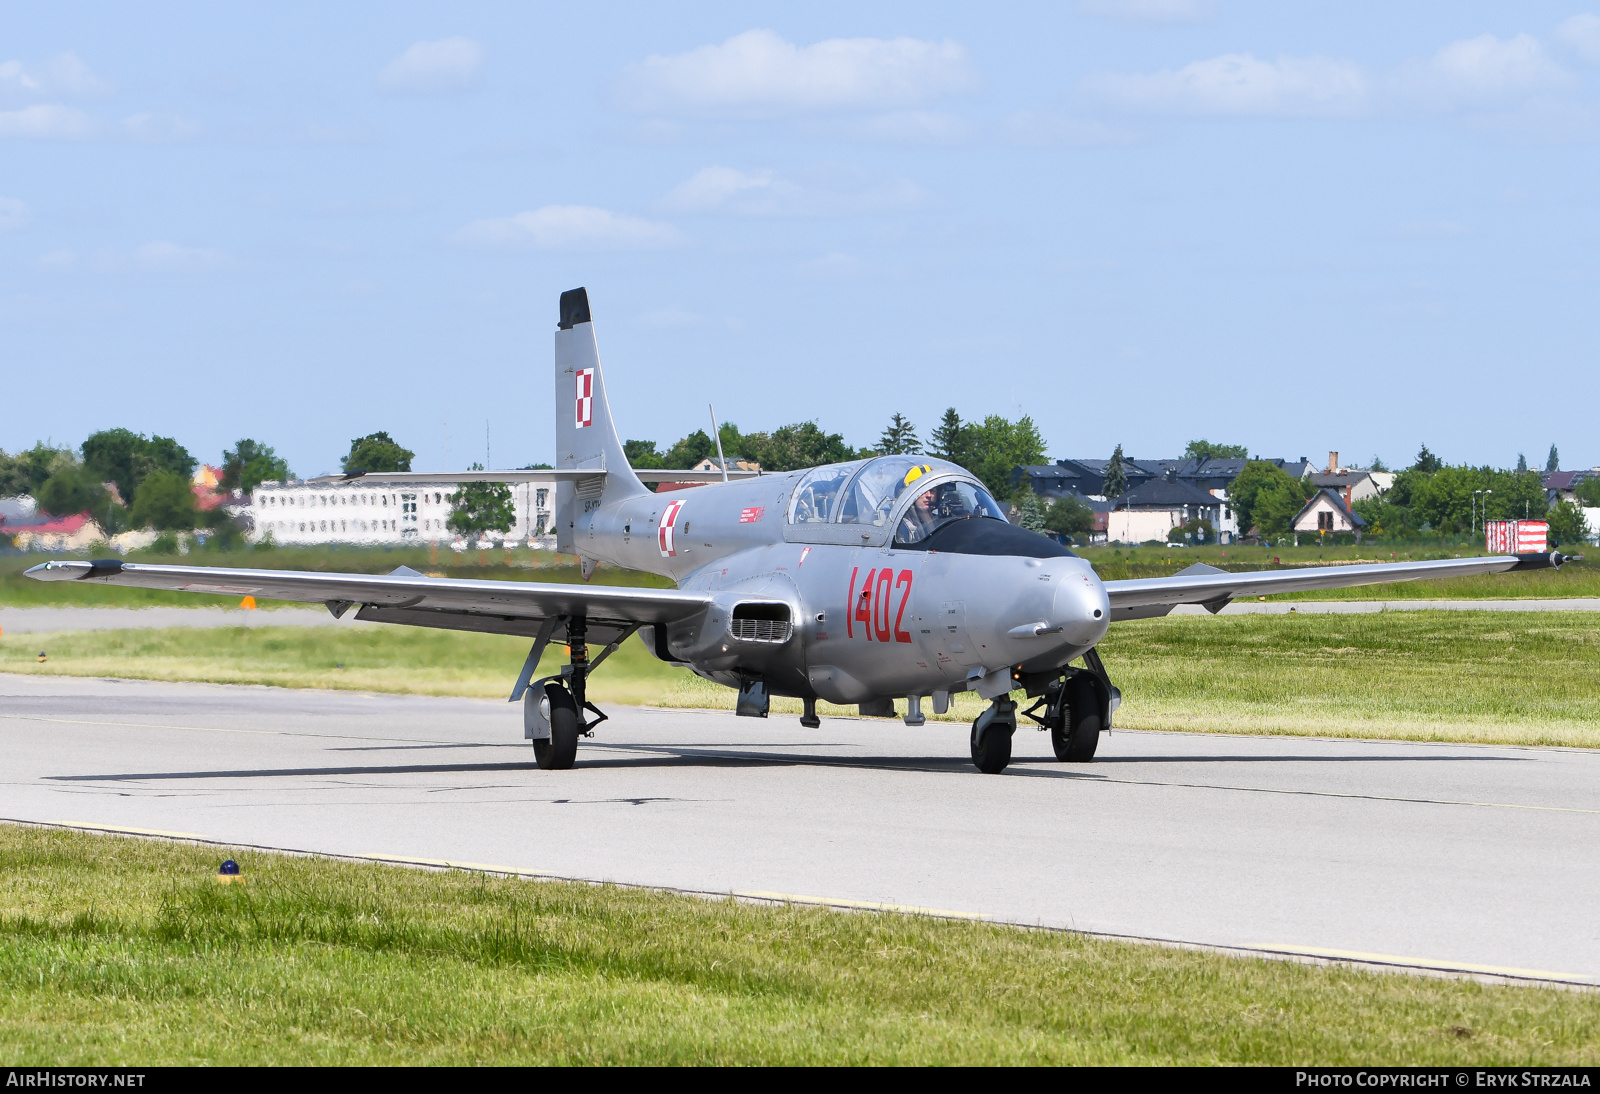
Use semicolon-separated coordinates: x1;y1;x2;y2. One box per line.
1103;552;1576;621
311;469;760;485
24;559;710;645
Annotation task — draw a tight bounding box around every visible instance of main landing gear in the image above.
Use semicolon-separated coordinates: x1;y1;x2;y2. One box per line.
972;648;1119;775
518;616;618;771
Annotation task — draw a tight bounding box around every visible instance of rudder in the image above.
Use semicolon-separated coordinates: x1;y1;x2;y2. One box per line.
553;287;646;554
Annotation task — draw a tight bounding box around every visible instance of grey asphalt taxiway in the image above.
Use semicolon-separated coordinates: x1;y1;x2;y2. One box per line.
4;672;1597;985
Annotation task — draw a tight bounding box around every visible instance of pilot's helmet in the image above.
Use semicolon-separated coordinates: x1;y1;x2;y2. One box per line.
902;464;934;491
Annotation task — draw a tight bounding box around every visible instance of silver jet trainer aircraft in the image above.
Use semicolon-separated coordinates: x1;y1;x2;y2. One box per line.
29;288;1584;774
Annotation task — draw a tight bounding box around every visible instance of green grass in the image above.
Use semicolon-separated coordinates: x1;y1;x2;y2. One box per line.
7;610;1599;748
2;824;1596;1065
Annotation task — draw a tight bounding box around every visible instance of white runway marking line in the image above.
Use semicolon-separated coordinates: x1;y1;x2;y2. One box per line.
735;891;992;920
1252;944;1592;984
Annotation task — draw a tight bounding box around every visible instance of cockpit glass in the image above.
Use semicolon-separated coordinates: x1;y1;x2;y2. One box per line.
836;457;944;527
788;464;856;524
892;479;1009;546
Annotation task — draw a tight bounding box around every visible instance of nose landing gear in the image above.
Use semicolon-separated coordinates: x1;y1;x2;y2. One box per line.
970;697;1016;774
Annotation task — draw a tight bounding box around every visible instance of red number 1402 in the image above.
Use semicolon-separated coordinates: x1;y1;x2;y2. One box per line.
846;567;913;643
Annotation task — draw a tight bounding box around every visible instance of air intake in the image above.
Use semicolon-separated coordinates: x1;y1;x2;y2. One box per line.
729;602;792;643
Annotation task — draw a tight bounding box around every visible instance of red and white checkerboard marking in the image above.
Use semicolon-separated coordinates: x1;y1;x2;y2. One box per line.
575;368;594;428
658;499;685;557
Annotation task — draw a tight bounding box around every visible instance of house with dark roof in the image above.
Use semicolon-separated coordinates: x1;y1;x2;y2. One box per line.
1014;455;1311;500
1105;469;1230;544
1543;469;1597;506
1290;488;1368;545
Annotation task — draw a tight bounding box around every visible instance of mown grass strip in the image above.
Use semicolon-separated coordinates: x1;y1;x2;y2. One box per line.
1;824;1597;1065
5;610;1598;748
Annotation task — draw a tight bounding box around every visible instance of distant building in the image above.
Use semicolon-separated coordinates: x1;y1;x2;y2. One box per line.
250;477;556;547
1304;452;1393;507
1543;468;1597;506
1106;469;1231;545
1290;488;1368;545
1015;455;1312;501
5;513;105;552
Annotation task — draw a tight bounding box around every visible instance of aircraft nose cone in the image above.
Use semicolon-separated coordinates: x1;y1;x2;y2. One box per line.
1052;570;1111;647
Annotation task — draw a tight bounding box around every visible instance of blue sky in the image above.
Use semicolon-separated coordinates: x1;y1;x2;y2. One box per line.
3;1;1598;477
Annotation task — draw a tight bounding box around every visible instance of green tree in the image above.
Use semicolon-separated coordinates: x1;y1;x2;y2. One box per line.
1575;478;1600;507
745;422;855;471
129;470;199;531
1369;455;1389;472
1044;494;1096;538
0;442;74;497
342;432;414;473
82;429;195;505
37;464;106;519
927;408;972;469
1102;445;1128;500
1183;439;1249;461
1546;500;1590;547
662;429;718;469
219;438;291;494
1412;444;1442;475
447;464;516;538
1546;444;1561;473
877;413;921;456
1016;491;1045;531
961;415;1046;498
624;440;664;469
1516;452;1528;474
1229;461;1310;535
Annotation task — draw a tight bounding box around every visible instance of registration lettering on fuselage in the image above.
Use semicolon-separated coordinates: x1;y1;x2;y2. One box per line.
846;566;914;643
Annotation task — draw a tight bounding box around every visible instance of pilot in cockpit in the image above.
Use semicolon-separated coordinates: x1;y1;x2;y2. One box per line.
896;465;939;543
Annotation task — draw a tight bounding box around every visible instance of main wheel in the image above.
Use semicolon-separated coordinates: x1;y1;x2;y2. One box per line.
1052;674;1102;763
533;683;580;770
970;713;1014;774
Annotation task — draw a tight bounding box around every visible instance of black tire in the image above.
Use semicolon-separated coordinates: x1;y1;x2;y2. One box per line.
1053;674;1102;763
970;714;1014;774
533;684;580;770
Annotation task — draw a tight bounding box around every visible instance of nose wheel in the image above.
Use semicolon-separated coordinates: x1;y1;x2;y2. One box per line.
970;698;1016;774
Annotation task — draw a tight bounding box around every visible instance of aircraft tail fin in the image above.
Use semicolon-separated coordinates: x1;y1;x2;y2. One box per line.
553;287;647;553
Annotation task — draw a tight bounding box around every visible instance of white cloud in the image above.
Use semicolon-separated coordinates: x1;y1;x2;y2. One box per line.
123;113;201;142
0;103;94;139
1077;0;1215;24
1090;53;1370;115
1004;111;1137;146
621;29;976;116
452;206;685;250
1403;33;1572;106
378;37;486;94
799;251;859;277
0;52;112;101
0;196;29;231
1559;14;1600;64
661;165;926;216
135;240;226;272
826;110;973;143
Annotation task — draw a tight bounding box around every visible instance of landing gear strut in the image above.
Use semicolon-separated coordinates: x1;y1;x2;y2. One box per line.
1020;647;1118;766
522;615;615;771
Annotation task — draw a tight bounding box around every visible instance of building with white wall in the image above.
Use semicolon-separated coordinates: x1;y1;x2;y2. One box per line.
250;478;555;547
